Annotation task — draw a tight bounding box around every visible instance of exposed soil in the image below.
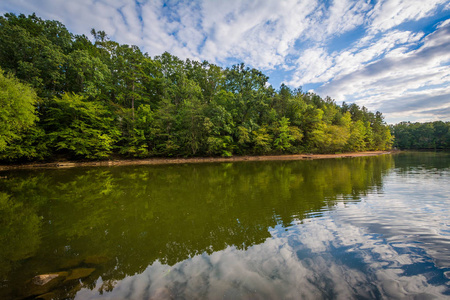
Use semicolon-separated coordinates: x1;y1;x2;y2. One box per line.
0;151;396;171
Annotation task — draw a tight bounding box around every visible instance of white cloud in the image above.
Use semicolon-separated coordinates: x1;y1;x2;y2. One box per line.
368;0;447;33
376;88;450;123
139;1;190;58
198;0;319;68
289;47;334;84
289;29;425;87
306;0;371;41
310;22;450;123
437;18;450;29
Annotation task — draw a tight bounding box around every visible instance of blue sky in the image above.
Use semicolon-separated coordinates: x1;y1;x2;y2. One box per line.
1;0;449;124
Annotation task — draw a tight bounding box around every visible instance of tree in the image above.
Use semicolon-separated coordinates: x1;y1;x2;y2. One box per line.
111;45;147;121
44;93;119;159
203;91;235;156
0;68;38;153
346;120;367;151
65;50;111;99
273;117;303;152
391;121;450;150
119;104;156;157
0;13;70;98
252;126;272;154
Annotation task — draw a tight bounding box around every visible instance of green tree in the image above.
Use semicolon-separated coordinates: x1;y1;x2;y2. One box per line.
178;95;207;156
434;121;450;149
203;91;235;156
299;105;325;152
0;13;70;98
119;104;155;157
44;93;119;159
65;50;111;99
346;120;367;151
252;126;272;153
273;117;303;152
0;68;39;157
391;121;449;150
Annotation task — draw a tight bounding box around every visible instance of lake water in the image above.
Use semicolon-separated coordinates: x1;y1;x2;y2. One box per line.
1;152;449;299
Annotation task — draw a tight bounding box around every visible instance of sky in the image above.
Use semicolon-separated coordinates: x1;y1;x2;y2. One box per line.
0;0;449;124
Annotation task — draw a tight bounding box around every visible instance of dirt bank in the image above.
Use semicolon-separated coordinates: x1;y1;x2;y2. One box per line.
0;151;396;171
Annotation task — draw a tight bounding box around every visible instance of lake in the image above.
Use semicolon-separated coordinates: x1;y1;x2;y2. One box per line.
1;152;449;299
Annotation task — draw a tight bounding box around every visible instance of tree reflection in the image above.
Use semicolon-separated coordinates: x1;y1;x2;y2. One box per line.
0;155;394;298
0;192;41;281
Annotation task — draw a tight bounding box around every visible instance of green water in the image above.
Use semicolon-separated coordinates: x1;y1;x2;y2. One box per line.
1;152;449;299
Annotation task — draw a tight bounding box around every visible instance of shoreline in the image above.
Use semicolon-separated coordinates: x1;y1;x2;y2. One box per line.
0;151;395;171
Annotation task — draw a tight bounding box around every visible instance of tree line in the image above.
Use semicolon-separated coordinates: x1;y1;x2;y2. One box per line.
0;13;394;162
390;121;450;150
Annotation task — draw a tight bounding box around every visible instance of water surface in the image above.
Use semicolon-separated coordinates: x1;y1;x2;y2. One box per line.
1;152;449;299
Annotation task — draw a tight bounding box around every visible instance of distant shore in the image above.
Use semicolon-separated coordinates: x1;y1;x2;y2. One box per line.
0;151;396;171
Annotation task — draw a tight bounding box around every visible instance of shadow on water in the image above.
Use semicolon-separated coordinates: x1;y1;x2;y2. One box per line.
1;153;449;299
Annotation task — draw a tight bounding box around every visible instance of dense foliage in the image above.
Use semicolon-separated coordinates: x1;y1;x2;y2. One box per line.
0;13;393;162
390;121;450;150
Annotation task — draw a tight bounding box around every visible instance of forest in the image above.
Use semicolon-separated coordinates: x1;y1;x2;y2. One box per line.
390;121;450;150
0;13;395;163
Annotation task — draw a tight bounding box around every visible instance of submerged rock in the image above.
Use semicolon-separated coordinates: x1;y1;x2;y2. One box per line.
64;268;95;282
32;274;58;286
23;272;68;298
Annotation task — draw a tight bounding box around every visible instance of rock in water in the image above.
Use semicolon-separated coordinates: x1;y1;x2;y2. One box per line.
64;268;95;281
32;274;59;286
24;272;68;298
